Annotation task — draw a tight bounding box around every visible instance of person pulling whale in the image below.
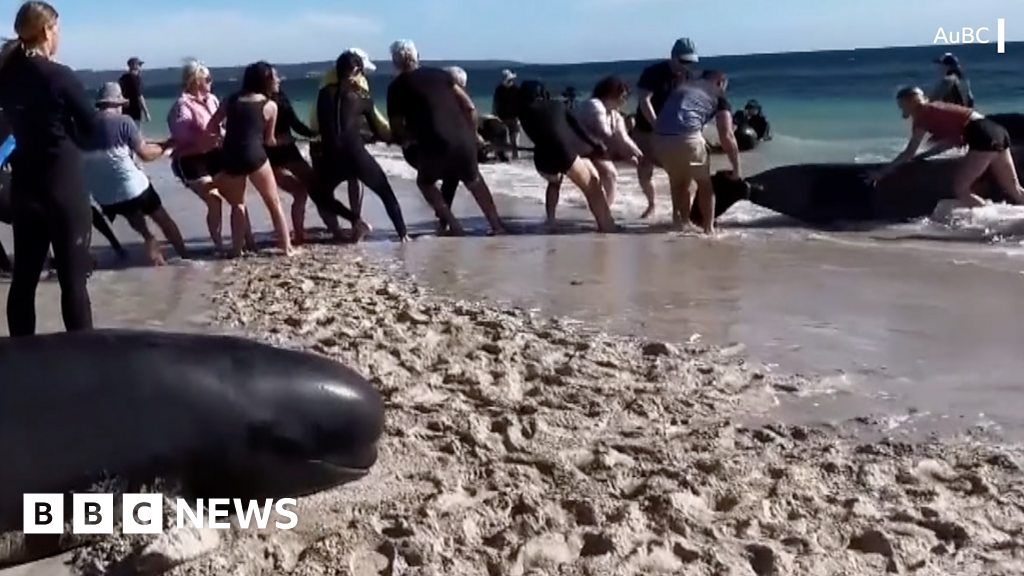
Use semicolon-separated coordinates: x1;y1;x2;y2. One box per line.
869;87;1024;208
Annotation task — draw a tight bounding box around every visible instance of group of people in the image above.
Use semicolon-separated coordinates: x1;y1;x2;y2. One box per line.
2;0;1023;342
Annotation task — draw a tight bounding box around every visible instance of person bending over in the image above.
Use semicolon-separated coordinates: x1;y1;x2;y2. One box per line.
84;83;187;266
653;70;742;235
387;39;506;236
517;80;617;233
575;76;644;206
315;51;408;242
870;87;1024;207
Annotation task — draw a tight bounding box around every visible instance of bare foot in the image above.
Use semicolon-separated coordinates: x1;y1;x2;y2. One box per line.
640;205;655;219
353;221;373;243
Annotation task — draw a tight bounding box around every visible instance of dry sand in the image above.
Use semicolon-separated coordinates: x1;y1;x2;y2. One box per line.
8;245;1024;575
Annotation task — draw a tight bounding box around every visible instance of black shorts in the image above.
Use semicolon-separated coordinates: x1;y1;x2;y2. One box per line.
965;118;1011;152
266;143;305;168
101;185;162;222
409;142;480;187
172;150;223;184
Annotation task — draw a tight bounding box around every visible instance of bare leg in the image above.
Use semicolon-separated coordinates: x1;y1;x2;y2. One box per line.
566;158;617;233
638;159;656;219
273;168;309;244
988;149;1024;204
250;161;294;254
953;152;996;208
187;180;225;253
217;176;250;258
124;212;165;266
544;175;562;226
668;173;695;231
594;159;618;206
418;182;464;235
464;176;507;235
695;176;716;235
149;207;188;259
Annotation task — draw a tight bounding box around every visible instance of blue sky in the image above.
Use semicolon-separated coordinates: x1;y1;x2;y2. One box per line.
2;0;1021;69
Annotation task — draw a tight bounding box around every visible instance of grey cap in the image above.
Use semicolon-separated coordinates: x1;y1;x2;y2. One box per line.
95;82;129;106
671;37;699;63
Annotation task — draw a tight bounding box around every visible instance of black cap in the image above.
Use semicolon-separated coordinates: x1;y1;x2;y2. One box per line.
934;52;959;67
127;57;144;68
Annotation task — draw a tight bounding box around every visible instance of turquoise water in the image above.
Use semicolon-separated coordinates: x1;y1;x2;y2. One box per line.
138;42;1024;162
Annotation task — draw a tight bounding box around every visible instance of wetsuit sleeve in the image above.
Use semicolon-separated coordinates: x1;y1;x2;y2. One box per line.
59;66;101;143
282;96;315;138
386;80;409;145
316;87;337;147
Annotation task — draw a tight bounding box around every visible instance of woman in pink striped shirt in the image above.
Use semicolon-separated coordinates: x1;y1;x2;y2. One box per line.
167;60;231;252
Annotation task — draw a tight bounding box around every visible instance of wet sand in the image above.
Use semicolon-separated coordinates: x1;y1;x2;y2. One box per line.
378;231;1024;441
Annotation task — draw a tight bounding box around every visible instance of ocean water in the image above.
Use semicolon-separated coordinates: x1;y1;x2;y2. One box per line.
137;43;1024;235
140;42;1024;151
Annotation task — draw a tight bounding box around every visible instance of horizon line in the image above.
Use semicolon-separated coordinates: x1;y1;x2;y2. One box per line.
73;40;1022;73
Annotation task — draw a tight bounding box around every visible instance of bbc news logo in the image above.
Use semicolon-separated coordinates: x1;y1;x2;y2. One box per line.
934;18;1007;54
23;494;299;534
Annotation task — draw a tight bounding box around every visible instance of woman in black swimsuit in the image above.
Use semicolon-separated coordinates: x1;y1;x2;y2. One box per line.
315;51;408;242
207;61;294;257
266;66;320;245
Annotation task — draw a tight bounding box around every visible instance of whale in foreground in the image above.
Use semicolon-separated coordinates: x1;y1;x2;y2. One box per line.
0;330;384;540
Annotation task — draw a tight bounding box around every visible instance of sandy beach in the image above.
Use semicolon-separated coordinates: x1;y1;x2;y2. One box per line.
2;149;1024;574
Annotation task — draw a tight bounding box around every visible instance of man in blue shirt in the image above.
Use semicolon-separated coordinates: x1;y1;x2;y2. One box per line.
653;70;741;235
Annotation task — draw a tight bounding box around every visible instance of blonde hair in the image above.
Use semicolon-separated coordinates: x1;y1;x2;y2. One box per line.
181;59;211;91
0;2;59;70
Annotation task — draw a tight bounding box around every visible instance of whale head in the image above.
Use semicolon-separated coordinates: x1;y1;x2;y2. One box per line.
191;341;386;499
690;170;757;225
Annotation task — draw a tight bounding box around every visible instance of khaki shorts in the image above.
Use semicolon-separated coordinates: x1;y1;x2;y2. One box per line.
653;133;710;183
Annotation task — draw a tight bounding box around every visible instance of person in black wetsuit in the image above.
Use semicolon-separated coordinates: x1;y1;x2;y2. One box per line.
516;80;617;233
386;39;506;236
733;100;771;142
315;51;408;243
207;61;294;257
0;2;100;337
266;66;317;244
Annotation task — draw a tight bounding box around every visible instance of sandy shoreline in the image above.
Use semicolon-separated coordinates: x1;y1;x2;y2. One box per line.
24;245;1006;575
